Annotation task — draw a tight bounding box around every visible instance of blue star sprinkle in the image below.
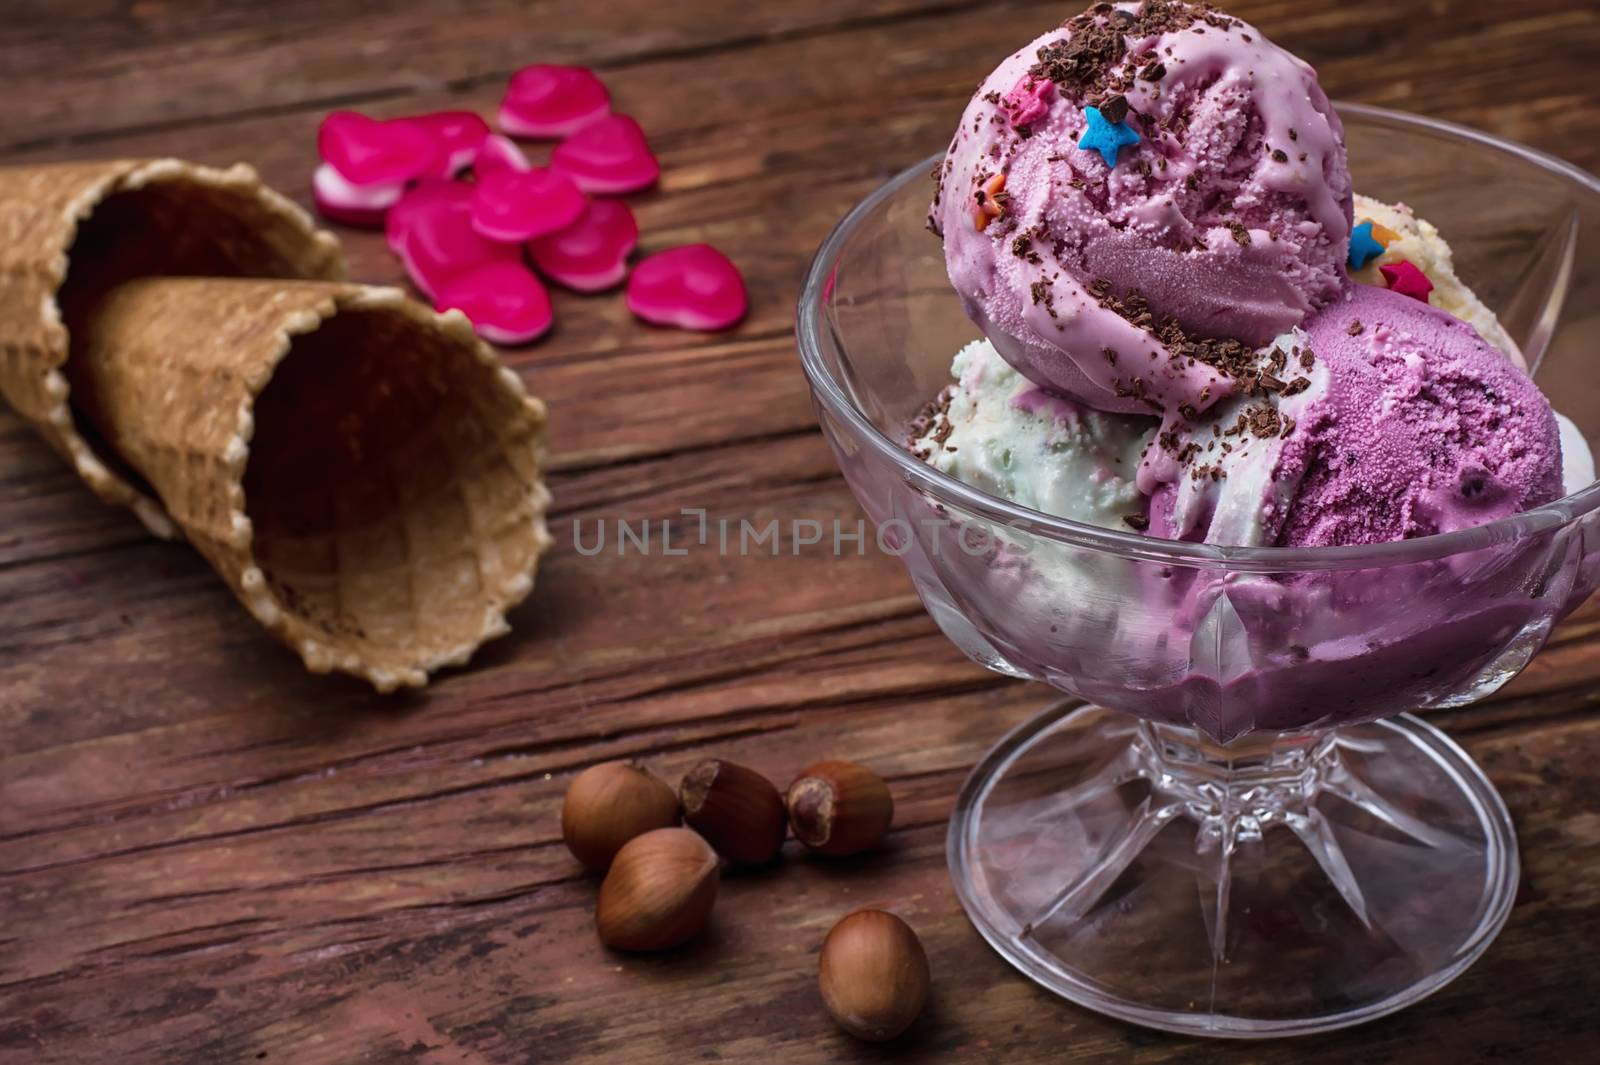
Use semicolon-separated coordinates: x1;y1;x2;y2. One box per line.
1348;220;1386;269
1078;105;1141;168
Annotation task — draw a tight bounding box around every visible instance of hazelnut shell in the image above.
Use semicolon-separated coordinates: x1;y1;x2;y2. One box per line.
679;758;787;865
786;760;893;856
561;760;680;872
596;827;718;951
818;909;929;1041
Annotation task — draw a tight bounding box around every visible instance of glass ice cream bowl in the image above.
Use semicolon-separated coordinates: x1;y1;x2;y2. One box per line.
795;104;1600;1038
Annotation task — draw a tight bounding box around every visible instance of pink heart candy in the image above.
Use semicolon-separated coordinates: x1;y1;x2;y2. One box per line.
402;110;491;177
551;115;660;195
311;163;403;229
498;64;611;139
386;179;471;254
392;184;520;298
470;167;586;243
626;244;747;331
436;261;554;346
317;110;438;186
475;133;532;176
528;199;639;292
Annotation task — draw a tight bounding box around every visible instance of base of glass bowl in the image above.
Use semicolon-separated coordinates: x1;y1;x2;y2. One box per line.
947;702;1518;1038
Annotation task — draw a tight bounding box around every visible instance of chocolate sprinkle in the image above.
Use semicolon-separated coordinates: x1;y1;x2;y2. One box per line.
1271;148;1289;163
1244;403;1282;438
1032;26;1125;89
1036;0;1218;94
906;386;956;458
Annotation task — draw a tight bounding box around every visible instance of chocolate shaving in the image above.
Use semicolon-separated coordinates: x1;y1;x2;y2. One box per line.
1124;514;1150;531
1243;403;1282;439
1032;27;1125;89
1039;0;1218;96
1100;93;1130;124
1347;319;1363;336
906;386;956;452
1226;221;1252;246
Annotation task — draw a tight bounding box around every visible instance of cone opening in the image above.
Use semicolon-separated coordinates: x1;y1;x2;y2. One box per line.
243;306;541;673
58;177;337;500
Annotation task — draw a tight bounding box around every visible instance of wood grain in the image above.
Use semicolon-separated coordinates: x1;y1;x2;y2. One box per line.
3;1;1599;1062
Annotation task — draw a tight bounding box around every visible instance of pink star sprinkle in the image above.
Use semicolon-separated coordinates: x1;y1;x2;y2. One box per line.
1380;260;1433;303
1003;75;1054;129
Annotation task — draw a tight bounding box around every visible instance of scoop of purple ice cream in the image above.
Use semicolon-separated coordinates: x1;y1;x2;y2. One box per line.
930;0;1352;416
1271;285;1563;547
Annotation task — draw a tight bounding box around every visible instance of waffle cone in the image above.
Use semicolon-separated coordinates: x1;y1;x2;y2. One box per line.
0;159;345;536
68;277;552;691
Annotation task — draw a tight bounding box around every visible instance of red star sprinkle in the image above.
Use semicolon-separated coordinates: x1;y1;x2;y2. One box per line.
1380;260;1433;303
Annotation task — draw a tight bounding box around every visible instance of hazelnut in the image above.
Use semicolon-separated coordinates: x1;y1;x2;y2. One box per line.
561;761;680;872
786;761;893;856
596;827;719;951
679;758;787;865
818;909;930;1041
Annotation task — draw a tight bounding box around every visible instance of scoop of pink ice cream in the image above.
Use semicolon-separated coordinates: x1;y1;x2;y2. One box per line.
1271;285;1563;547
931;0;1351;415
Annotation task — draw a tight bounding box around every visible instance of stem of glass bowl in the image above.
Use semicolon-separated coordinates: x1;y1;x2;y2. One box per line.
1017;719;1468;965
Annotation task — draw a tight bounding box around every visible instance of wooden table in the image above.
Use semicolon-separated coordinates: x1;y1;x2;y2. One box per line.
4;2;1599;1061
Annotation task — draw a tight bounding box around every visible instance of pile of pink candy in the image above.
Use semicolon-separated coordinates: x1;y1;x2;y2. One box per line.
311;64;747;344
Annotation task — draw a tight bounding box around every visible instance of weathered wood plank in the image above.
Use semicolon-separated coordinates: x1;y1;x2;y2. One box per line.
2;714;1597;1063
0;0;985;149
3;0;1600;1062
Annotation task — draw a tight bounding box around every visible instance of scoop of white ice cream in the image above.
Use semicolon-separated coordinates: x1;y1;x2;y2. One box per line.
1351;194;1523;368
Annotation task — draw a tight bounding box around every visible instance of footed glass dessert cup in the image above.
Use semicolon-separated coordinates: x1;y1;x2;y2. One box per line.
796;105;1600;1038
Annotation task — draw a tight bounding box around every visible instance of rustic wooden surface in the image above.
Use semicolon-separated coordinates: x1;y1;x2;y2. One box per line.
3;2;1600;1062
